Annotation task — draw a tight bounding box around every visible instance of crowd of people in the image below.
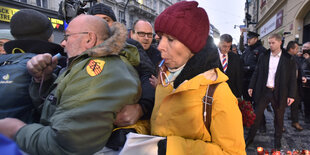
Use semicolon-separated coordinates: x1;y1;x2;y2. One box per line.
0;0;309;154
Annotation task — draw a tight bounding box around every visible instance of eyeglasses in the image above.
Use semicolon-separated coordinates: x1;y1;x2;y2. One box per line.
158;59;171;87
63;32;89;41
134;31;153;38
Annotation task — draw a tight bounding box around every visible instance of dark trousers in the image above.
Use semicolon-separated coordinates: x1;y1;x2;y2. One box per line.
291;93;300;123
303;87;310;120
247;88;286;149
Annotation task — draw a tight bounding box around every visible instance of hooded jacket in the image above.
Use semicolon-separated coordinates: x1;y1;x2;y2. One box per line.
15;22;141;155
152;37;246;155
0;37;65;123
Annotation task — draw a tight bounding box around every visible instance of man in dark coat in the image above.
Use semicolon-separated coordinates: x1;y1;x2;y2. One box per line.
246;34;297;149
218;34;243;98
286;41;303;131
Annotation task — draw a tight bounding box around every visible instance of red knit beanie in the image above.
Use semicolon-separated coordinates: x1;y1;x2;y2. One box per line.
155;1;210;53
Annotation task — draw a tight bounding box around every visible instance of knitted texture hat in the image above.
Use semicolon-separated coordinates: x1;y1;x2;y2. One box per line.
89;3;117;22
10;9;53;41
155;1;209;53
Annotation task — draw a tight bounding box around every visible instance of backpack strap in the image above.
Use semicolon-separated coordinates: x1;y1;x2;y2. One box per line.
202;83;220;141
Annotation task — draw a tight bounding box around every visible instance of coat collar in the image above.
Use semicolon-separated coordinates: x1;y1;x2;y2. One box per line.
84;22;127;57
173;36;220;88
173;68;228;94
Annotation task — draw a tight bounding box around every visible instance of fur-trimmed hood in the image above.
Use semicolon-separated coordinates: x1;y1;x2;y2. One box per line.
85;22;127;57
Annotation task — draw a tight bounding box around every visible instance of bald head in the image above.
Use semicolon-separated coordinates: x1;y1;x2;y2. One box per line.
71;15;110;44
61;15;112;58
131;19;153;50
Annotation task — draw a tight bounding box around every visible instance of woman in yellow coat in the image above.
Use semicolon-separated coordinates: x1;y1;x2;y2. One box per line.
151;1;246;154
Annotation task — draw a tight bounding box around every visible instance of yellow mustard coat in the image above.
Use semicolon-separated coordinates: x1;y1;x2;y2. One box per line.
151;68;246;155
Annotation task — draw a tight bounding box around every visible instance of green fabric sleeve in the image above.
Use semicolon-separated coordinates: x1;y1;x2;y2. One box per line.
16;57;140;155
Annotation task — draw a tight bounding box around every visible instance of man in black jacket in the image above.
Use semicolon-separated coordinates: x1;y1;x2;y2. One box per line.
241;31;267;100
218;34;243;98
246;34;297;149
286;41;303;131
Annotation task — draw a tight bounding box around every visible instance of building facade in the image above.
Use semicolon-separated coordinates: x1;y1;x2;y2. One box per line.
246;0;310;47
97;0;183;30
0;0;184;43
1;0;219;44
0;0;64;43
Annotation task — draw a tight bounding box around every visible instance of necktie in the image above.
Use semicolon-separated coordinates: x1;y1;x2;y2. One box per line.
222;54;227;72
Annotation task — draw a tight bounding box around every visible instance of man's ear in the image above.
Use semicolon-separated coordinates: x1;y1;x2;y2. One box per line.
85;32;97;48
254;37;258;42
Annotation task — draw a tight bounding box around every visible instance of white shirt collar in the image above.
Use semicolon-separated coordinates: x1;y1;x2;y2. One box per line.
271;50;282;57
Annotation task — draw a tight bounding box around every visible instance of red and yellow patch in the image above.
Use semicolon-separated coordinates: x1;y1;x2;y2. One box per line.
86;59;105;76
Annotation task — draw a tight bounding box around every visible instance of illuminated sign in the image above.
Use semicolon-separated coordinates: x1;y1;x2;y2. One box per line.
49;17;64;30
0;6;19;22
260;10;283;37
0;5;64;30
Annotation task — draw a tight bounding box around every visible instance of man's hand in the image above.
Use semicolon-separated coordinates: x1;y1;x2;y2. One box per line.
287;98;295;106
114;104;144;127
302;77;307;83
304;53;310;59
248;89;253;97
149;75;158;88
27;53;58;83
0;118;26;139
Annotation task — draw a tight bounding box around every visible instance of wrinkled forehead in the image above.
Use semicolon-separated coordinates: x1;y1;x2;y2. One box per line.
134;21;153;32
66;15;89;32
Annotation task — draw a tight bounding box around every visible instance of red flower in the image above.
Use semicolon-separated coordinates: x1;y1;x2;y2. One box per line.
238;100;256;128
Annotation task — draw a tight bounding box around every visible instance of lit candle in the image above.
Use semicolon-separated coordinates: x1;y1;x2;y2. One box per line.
286;150;292;155
302;150;310;155
274;151;281;155
292;150;298;155
257;147;264;155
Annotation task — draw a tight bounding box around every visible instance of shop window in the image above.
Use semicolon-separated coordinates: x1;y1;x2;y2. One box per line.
129;15;133;29
119;10;125;24
153;0;157;11
36;0;48;8
16;0;27;3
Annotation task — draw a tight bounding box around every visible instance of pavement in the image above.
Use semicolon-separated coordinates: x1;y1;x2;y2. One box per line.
245;105;310;154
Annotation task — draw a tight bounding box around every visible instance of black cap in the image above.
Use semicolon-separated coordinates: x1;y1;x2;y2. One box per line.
247;31;260;39
10;9;53;41
88;3;117;22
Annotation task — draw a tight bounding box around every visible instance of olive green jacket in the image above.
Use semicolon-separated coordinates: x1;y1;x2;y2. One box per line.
15;22;141;155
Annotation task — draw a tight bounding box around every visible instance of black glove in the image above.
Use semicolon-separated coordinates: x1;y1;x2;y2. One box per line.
157;139;167;155
106;128;137;151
